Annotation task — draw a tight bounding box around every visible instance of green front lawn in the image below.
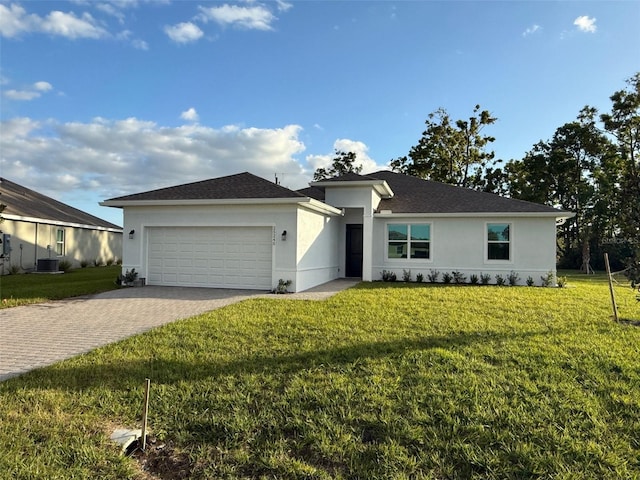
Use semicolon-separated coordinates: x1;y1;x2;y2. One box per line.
0;276;638;479
0;265;121;308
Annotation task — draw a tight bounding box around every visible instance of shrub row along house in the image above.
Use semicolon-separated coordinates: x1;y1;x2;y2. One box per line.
101;171;573;292
0;178;122;274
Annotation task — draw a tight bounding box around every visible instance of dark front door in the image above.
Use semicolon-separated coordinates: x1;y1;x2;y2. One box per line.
345;224;363;278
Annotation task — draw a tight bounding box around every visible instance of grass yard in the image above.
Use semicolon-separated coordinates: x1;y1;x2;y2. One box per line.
0;275;638;479
0;265;121;308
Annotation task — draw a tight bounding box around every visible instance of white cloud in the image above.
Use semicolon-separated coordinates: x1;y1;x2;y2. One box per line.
40;10;107;39
0;117;40;138
522;24;541;37
0;4;33;37
0;116;308;200
131;38;149;50
0;3;108;39
117;29;149;50
180;108;199;122
3;81;54;101
34;81;53;92
276;0;293;13
164;22;203;43
198;4;276;31
4;89;41;101
305;138;387;175
96;3;126;24
574;15;597;33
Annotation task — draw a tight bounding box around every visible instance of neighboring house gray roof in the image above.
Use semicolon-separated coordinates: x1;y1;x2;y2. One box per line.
105;172;306;202
320;170;570;215
0;178;122;230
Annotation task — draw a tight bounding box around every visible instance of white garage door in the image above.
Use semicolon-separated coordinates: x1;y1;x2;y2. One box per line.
147;227;273;289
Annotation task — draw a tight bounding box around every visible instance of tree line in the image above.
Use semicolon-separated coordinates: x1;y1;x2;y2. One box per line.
317;73;639;276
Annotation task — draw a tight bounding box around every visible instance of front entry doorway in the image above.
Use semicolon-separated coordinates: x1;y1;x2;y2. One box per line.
345;224;363;278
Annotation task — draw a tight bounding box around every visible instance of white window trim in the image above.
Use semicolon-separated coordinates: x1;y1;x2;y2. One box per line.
56;228;65;257
484;221;512;264
385;222;433;262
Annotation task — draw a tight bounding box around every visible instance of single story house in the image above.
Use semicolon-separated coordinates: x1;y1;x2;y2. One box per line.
0;178;123;274
101;171;573;292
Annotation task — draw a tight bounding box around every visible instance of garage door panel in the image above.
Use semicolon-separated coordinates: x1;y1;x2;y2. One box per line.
255;260;271;275
210;244;225;254
147;227;273;290
256;244;272;254
164;258;178;268
163;273;177;283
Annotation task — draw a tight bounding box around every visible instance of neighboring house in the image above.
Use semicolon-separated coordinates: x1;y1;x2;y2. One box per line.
0;178;123;274
101;171;573;292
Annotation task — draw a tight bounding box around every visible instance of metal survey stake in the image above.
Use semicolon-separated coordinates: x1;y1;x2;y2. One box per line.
142;378;150;451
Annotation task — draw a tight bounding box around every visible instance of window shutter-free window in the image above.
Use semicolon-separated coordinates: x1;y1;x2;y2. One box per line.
487;223;510;260
56;229;65;256
387;224;430;260
387;224;408;258
410;224;430;258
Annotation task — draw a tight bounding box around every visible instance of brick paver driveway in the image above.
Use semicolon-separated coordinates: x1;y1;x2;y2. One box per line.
0;280;358;382
0;286;264;381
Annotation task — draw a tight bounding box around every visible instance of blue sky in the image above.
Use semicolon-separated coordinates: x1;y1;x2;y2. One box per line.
1;1;638;227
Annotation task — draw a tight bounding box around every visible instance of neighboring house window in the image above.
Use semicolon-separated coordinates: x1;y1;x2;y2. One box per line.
487;223;510;260
387;224;430;259
56;229;65;256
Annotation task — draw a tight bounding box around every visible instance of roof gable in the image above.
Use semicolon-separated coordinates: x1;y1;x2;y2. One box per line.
105;172;305;202
0;178;122;230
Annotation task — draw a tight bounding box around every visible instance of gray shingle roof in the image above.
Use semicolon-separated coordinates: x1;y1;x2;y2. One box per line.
104;170;570;216
0;178;122;230
296;186;325;201
325;171;570;215
105;172;305;202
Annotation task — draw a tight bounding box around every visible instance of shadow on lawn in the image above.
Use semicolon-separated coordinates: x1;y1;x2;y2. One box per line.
618;318;640;327
2;329;543;393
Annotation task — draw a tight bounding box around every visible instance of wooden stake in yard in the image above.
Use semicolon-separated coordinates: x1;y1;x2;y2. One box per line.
604;253;619;322
141;378;150;451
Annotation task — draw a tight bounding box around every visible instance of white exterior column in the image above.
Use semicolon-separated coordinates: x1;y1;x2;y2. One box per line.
362;207;374;281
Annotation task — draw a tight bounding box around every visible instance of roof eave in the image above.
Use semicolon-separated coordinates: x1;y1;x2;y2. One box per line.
374;211;575;218
309;179;394;198
100;197;305;207
298;198;343;216
100;197;343;215
2;213;123;232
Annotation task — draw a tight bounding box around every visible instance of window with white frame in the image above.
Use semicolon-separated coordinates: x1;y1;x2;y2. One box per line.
487;223;510;260
387;223;431;259
56;229;65;256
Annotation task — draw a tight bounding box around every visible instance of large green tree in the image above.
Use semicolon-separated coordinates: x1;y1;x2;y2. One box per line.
600;73;640;253
313;150;362;181
600;73;640;289
390;105;497;189
507;107;616;270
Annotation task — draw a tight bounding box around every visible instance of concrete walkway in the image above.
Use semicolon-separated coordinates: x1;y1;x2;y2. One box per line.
0;279;359;382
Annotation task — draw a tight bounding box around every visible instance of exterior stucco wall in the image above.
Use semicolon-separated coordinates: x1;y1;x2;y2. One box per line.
0;219;122;274
322;186;382;281
371;216;557;285
122;204;308;291
295;207;340;291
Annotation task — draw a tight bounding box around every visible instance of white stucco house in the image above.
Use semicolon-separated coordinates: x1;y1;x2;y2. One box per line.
100;171;573;292
0;177;122;274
